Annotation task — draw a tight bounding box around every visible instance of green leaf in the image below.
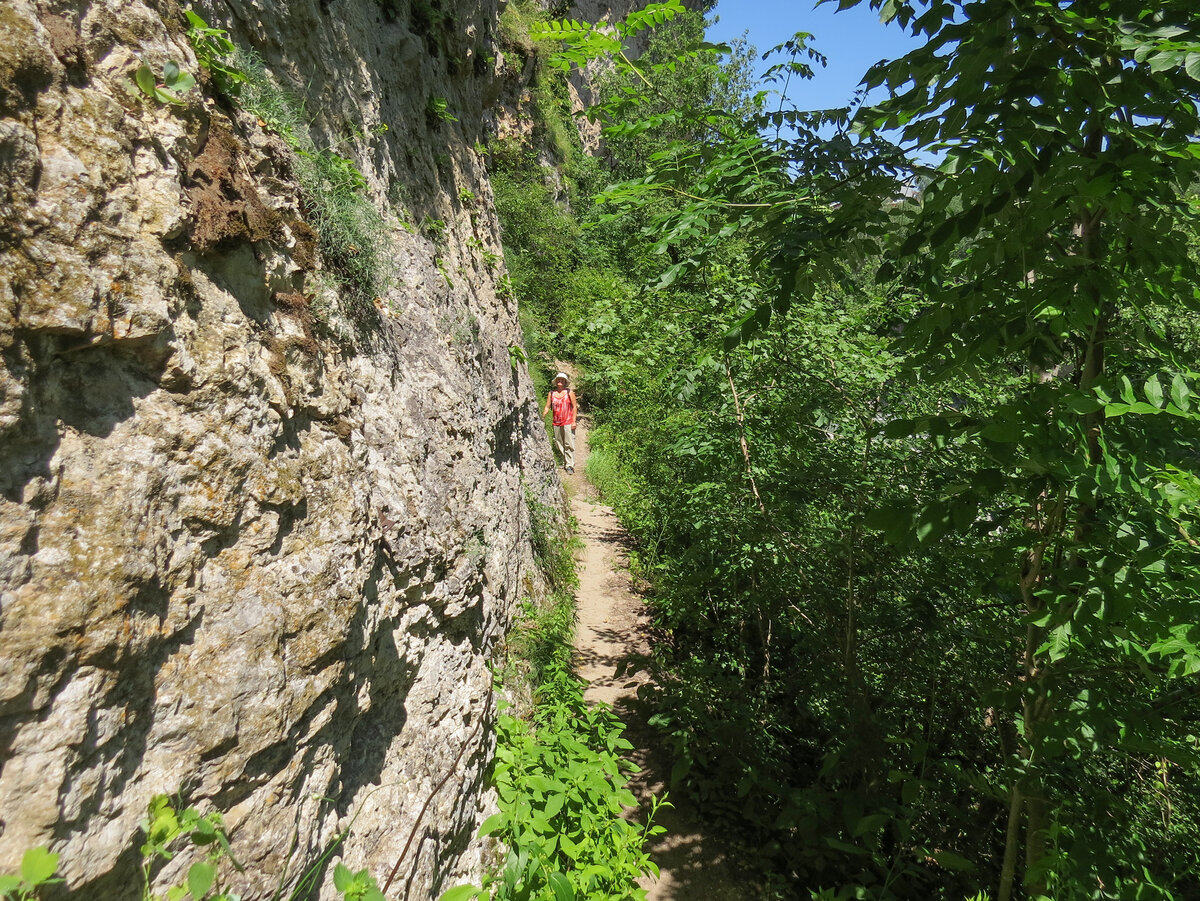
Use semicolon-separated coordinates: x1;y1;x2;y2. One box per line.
0;875;21;894
477;813;505;838
1170;374;1191;410
170;70;197;94
1187;52;1200;81
136;63;158;98
332;863;354;892
823;836;870;856
1066;394;1103;415
558;834;581;860
439;887;480;901
1144;375;1164;408
980;418;1023;442
882;417;920;438
547;871;575;901
852;813;892;836
930;849;976;871
542;792;565;820
20;848;59;886
191;818;218;845
188;861;216;899
668;755;691;787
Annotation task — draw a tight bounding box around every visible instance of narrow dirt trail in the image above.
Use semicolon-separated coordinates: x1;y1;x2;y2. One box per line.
564;421;745;901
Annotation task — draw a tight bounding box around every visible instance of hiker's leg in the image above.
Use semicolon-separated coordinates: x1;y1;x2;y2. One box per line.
553;424;566;465
562;425;575;471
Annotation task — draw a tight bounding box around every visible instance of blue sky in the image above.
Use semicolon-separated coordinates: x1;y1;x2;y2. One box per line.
706;0;921;113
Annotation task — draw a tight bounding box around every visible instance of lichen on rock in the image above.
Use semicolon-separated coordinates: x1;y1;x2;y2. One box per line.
0;0;563;897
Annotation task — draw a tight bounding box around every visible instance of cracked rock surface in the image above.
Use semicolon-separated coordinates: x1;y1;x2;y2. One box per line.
0;0;561;897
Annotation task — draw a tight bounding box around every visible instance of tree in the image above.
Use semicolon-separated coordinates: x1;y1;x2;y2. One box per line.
534;1;1200;897
846;2;1200;896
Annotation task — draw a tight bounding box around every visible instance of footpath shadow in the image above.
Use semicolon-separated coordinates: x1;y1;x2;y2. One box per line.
569;517;745;896
607;649;746;901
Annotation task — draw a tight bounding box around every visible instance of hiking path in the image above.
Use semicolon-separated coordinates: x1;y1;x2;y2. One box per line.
562;419;744;901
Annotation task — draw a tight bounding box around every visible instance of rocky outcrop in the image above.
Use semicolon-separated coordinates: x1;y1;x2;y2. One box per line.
0;0;561;897
562;0;648;153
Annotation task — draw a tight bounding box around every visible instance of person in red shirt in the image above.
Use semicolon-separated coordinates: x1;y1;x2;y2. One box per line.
542;371;577;473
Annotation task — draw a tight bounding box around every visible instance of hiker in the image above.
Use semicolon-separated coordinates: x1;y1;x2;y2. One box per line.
542;371;577;474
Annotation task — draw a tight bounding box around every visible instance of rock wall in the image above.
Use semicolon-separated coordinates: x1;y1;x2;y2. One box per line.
0;0;562;897
561;0;709;152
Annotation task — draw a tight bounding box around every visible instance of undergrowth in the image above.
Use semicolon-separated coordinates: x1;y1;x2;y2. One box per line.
439;489;664;901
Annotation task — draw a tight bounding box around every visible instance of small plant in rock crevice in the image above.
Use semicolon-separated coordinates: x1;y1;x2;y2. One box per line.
426;95;458;129
235;49;394;313
421;215;448;242
184;10;246;95
135;59;196;105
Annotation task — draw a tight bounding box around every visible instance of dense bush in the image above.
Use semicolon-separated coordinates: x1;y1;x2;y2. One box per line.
508;2;1200;900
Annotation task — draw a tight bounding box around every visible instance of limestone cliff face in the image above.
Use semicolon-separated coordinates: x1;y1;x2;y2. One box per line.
0;0;562;897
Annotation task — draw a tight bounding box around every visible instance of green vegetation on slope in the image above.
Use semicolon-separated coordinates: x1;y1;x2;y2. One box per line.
498;1;1200;899
186;10;394;334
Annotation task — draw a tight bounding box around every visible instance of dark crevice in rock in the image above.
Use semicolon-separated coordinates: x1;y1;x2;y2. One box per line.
266;496;308;555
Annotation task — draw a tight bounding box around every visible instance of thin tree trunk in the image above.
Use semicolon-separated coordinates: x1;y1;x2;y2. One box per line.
1025;781;1049;890
998;784;1024;901
845;523;860;724
724;356;766;515
1003;120;1109;897
998;494;1059;900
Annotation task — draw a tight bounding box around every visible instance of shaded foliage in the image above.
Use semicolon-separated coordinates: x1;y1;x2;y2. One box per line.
508;1;1200;899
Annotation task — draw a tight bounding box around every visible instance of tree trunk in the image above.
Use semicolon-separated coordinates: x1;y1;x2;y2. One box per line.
998;784;1024;901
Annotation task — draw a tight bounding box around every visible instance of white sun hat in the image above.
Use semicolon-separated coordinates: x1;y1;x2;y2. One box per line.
554;372;569;382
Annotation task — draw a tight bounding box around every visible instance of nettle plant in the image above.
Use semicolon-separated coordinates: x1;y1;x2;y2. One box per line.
331;863;386;901
140;794;242;901
441;691;665;901
0;849;61;901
